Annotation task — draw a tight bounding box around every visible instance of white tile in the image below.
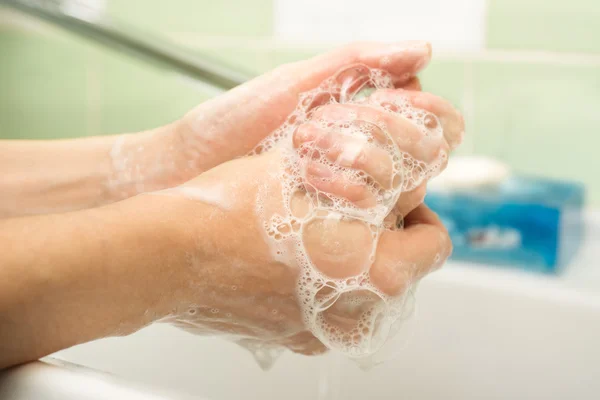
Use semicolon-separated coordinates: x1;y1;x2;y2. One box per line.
274;0;488;52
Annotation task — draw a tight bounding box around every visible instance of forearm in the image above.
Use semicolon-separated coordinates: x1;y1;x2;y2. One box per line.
0;194;192;369
0;123;182;218
0;137;115;217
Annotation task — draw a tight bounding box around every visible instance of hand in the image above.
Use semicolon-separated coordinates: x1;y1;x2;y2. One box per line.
0;43;466;369
107;41;447;199
154;77;463;359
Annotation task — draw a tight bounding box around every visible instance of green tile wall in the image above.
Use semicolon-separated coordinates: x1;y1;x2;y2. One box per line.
419;59;472;154
189;46;274;77
487;0;600;53
107;0;273;37
0;29;89;139
471;61;600;203
90;46;210;135
0;17;210;139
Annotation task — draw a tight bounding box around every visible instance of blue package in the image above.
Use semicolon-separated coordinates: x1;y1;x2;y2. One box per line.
424;176;585;274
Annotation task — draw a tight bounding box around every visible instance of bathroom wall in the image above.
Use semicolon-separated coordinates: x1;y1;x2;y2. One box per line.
1;0;599;203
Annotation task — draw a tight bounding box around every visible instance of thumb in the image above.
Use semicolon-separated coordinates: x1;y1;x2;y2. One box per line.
180;41;432;168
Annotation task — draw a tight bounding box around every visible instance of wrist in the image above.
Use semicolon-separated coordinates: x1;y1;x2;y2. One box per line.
106;122;191;202
104;193;201;326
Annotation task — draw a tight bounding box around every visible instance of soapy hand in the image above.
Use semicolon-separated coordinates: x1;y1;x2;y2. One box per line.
154;61;464;361
107;41;462;200
162;153;450;358
0;42;466;370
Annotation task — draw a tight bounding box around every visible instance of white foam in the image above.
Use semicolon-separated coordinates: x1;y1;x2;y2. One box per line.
337;136;367;166
247;63;448;359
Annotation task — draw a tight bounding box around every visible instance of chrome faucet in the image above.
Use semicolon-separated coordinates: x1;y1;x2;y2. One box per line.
0;0;250;90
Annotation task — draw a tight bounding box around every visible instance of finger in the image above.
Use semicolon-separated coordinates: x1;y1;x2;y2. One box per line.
367;89;465;150
326;62;422;104
403;76;422;91
304;161;377;208
308;41;432;86
403;202;446;228
311;103;447;165
382;184;427;230
180;42;432;167
394;183;427;218
293;122;394;188
369;205;452;296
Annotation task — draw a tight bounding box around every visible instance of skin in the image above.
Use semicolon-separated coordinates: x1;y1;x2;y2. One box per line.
0;41;464;369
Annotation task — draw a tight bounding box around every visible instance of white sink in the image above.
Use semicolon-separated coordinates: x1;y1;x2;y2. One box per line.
45;212;600;399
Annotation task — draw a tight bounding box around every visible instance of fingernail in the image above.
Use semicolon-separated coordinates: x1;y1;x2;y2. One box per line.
397;41;433;71
362;41;432;76
367;41;431;60
395;40;431;52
